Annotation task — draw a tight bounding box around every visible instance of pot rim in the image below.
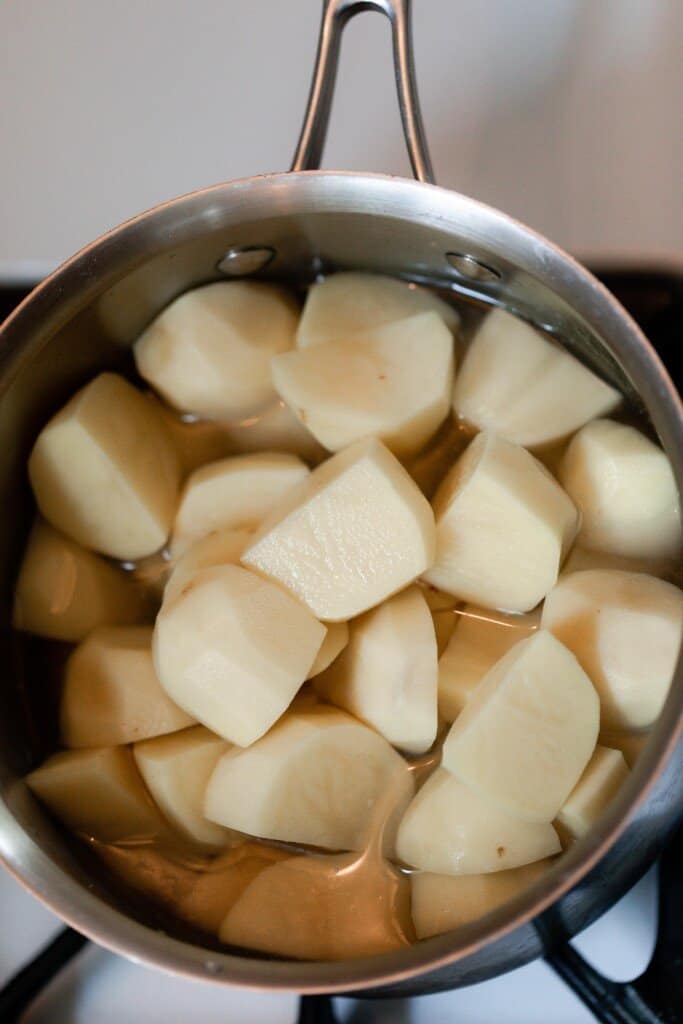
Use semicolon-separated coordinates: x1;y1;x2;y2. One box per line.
1;169;682;994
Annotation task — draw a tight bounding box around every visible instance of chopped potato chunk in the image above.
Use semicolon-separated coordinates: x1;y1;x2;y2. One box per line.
154;564;326;746
555;745;629;844
296;271;459;347
12;520;145;642
423;432;578;612
453;308;620;447
134;282;299;420
242;438;435;621
442;631;599;822
28;373;180;560
204;705;412;852
273;312;454;458
396;768;560;875
171;452;308;554
164;529;251;603
560;419;682;560
306;621;349;678
315;586;438;754
61;626;194;747
542;569;683;730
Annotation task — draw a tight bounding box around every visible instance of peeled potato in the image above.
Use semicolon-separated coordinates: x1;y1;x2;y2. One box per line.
559;419;682;560
395;768;560;875
423;432;578;612
453;308;620;448
541;569;683;731
241;437;435;621
555;745;629;844
217;400;326;462
438;606;538;722
171;453;308;555
154;564;325;746
144;393;235;476
599;728;648;768
315;586;438;754
306;621;349;678
204;705;412;851
61;626;193;747
442;630;599;822
296;271;460;348
134;726;233;849
134;282;299;420
12;520;145;642
411;860;552;939
272;312;454;459
26;746;164;843
28;373;180;560
562;545;668;578
164;529;251;603
432;609;457;656
219;851;411;959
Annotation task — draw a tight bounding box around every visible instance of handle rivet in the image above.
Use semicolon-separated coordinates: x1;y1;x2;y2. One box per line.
217;246;276;276
446;252;501;283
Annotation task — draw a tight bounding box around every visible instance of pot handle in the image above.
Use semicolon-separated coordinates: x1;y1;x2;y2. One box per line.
291;0;435;184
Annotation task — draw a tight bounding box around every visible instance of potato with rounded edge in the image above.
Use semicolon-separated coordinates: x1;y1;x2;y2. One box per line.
12;520;146;642
272;312;454;459
423;432;578;612
315;586;438;754
438;606;538;722
453;308;620;448
241;438;436;622
28;373;180;560
134;281;299;420
555;745;629;845
296;271;460;347
154;564;326;746
171;452;308;555
559;419;682;561
164;529;251;603
204;705;413;852
61;626;194;748
134;726;234;849
306;621;349;678
395;768;560;875
541;569;683;731
26;747;165;843
442;630;599;823
411;860;552;939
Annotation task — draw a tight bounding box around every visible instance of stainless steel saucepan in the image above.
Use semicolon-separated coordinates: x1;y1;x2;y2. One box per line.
1;0;681;1008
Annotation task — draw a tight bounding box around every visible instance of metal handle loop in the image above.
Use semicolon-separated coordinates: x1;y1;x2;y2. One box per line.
291;0;435;184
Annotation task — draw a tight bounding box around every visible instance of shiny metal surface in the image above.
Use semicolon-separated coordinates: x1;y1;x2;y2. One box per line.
0;0;682;1000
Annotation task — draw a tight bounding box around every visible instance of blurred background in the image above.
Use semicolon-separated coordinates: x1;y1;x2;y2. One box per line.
1;0;681;282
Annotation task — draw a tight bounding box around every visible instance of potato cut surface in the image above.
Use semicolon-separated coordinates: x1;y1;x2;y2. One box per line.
560;419;682;560
219;851;411;959
555;745;629;844
26;746;165;843
542;569;683;730
164;529;251;603
134;282;298;420
171;452;308;554
204;705;412;851
273;312;454;458
217;399;325;462
453;308;620;447
395;768;560;875
562;545;669;578
61;626;193;747
134;726;233;848
154;564;326;746
438;606;538;722
145;393;234;476
296;271;459;347
12;520;145;642
411;860;551;939
315;585;438;754
241;437;436;621
423;432;578;612
28;373;180;560
306;621;349;678
442;630;599;822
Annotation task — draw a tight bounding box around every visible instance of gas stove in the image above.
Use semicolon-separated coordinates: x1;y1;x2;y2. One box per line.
1;267;681;1024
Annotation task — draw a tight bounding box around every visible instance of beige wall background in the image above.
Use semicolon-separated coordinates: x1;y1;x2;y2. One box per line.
1;0;681;279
